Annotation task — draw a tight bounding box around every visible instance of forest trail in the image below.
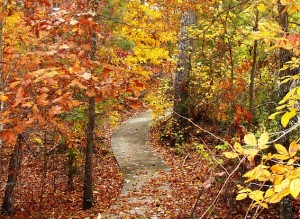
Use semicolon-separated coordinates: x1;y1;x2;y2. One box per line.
103;111;171;218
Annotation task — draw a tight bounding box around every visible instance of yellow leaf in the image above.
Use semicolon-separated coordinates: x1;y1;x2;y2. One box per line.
274;178;290;193
258;132;269;148
0;95;8;102
236;193;248;200
249;190;264;202
234;142;245;154
268;111;282;120
287;167;300;179
279;87;297;105
257;3;267;12
258;169;271;182
273;175;284;185
244;133;257;146
290;178;300;199
287;159;295;165
269;187;290;203
255;201;268;209
238;188;252;193
281;109;296;127
273;154;290;160
271;164;286;175
223;152;239;159
275;144;289;155
265;188;275;198
289;141;299;157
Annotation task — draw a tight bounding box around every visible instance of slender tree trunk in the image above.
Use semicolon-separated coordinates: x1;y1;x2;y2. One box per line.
277;1;293;218
0;0;6;181
173;10;196;141
83;31;96;210
249;8;259;117
1;134;23;215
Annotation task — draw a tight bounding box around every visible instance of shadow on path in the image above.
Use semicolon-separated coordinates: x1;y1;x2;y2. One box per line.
103;111;171;218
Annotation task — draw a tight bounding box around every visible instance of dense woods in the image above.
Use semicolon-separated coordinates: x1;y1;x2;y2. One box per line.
0;0;299;218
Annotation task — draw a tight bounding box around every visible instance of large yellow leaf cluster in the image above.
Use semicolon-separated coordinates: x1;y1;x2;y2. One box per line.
224;133;300;209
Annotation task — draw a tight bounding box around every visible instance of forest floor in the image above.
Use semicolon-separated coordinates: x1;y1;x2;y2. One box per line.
1;109;300;218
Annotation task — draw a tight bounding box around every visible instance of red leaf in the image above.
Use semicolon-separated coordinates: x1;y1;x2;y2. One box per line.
130;100;141;110
102;67;112;80
134;80;144;88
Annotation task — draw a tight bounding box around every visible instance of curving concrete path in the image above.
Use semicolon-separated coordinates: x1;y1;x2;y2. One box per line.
104;111;170;218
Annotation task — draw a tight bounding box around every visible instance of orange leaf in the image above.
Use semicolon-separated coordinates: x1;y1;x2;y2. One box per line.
0;12;5;22
0;130;17;144
130;100;141;110
102;67;112;80
0;94;8;102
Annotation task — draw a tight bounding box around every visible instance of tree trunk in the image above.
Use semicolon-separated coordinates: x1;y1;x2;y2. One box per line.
83;31;96;210
1;134;23;215
173;10;196;142
0;0;6;180
249;8;259;117
277;1;293;218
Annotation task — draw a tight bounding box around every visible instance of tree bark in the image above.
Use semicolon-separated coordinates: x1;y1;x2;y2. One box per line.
83;31;97;210
277;1;293;218
1;134;23;215
249;8;259;117
173;10;196;140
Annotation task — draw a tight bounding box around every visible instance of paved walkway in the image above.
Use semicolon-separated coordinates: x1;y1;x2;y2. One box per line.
103;111;170;218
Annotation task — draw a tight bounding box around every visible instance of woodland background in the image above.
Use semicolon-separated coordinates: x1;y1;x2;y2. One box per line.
0;0;299;218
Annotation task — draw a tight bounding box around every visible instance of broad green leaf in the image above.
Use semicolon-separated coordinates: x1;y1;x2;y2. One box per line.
258;132;269;148
236;193;247;200
275;144;289;155
234;142;245;154
244;133;256;146
281;109;296;127
290;178;300;198
223;152;239;159
289;141;299;157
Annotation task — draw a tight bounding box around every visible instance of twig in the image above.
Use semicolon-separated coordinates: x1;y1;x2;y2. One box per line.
182;152;190;168
199;156;247;219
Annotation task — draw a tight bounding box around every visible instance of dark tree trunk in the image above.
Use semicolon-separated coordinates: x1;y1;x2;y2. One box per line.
277;1;293;218
1;134;23;215
83;31;97;210
249;8;259;117
173;11;196;141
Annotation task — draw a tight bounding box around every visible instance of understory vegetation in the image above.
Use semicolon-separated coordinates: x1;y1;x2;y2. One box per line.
0;0;299;218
